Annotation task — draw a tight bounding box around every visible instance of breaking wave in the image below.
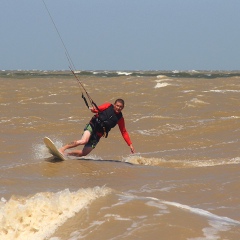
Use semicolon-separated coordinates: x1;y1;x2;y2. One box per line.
123;155;240;168
0;186;111;240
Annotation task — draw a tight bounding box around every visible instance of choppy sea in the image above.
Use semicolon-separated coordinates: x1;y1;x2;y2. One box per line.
0;70;240;239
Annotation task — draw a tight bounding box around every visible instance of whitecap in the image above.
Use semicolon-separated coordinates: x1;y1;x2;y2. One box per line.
117;71;132;76
0;187;111;240
154;82;170;88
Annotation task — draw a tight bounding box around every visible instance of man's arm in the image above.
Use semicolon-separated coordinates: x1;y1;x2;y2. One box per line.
118;117;135;153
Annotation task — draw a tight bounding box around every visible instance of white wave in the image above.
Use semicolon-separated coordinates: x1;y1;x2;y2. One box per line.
154;82;170;88
220;116;240;120
1;198;7;203
188;70;199;73
0;103;10;106
118;193;240;226
0;119;11;124
154;78;172;88
185;98;209;108
123;155;165;166
104;214;131;221
191;98;208;104
230;157;240;163
160;200;240;225
156;75;168;78
183;158;240;168
0;187;111;240
147;196;240;239
117;71;132;76
133;115;168;123
136;129;158;136
160;200;240;240
204;90;240;93
59;116;82;122
123;155;240;167
136;124;184;136
182;90;195;93
18;96;44;103
41;102;59;105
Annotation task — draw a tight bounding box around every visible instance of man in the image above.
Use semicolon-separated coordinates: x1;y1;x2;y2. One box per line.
59;99;135;157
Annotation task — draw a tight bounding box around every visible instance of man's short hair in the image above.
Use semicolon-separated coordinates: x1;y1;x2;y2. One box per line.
115;99;125;106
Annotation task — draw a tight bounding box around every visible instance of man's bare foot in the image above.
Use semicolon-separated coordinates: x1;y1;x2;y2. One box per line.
67;150;83;157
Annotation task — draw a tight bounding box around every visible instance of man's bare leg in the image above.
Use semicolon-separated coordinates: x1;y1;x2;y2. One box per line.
67;146;93;157
59;130;91;155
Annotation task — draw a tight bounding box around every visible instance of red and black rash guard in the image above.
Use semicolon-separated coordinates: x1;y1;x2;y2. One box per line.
92;102;132;146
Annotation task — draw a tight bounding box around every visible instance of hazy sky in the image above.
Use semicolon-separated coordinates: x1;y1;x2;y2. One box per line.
1;0;240;71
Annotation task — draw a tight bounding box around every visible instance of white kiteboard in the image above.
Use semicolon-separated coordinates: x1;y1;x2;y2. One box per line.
43;137;67;161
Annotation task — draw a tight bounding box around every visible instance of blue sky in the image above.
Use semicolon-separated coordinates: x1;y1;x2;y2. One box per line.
1;0;240;71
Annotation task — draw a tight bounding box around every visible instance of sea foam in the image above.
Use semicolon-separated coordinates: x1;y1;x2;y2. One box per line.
0;186;111;240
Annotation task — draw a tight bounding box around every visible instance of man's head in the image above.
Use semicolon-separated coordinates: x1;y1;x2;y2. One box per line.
114;99;124;113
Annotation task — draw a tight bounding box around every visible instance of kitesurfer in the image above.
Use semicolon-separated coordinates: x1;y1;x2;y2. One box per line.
59;99;135;157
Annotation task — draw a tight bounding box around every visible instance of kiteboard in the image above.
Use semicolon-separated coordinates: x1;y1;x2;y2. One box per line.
43;137;67;161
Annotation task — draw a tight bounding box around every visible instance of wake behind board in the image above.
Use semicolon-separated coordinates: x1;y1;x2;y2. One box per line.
43;137;67;161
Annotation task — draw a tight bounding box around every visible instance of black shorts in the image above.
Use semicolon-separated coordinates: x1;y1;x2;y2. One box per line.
84;124;100;149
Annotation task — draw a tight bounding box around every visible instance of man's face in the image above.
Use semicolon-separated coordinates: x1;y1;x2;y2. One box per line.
114;101;124;113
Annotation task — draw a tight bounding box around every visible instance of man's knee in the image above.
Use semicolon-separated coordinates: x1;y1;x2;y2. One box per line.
81;139;89;145
76;138;88;145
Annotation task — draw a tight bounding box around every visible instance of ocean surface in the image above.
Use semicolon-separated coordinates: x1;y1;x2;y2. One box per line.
0;70;240;239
